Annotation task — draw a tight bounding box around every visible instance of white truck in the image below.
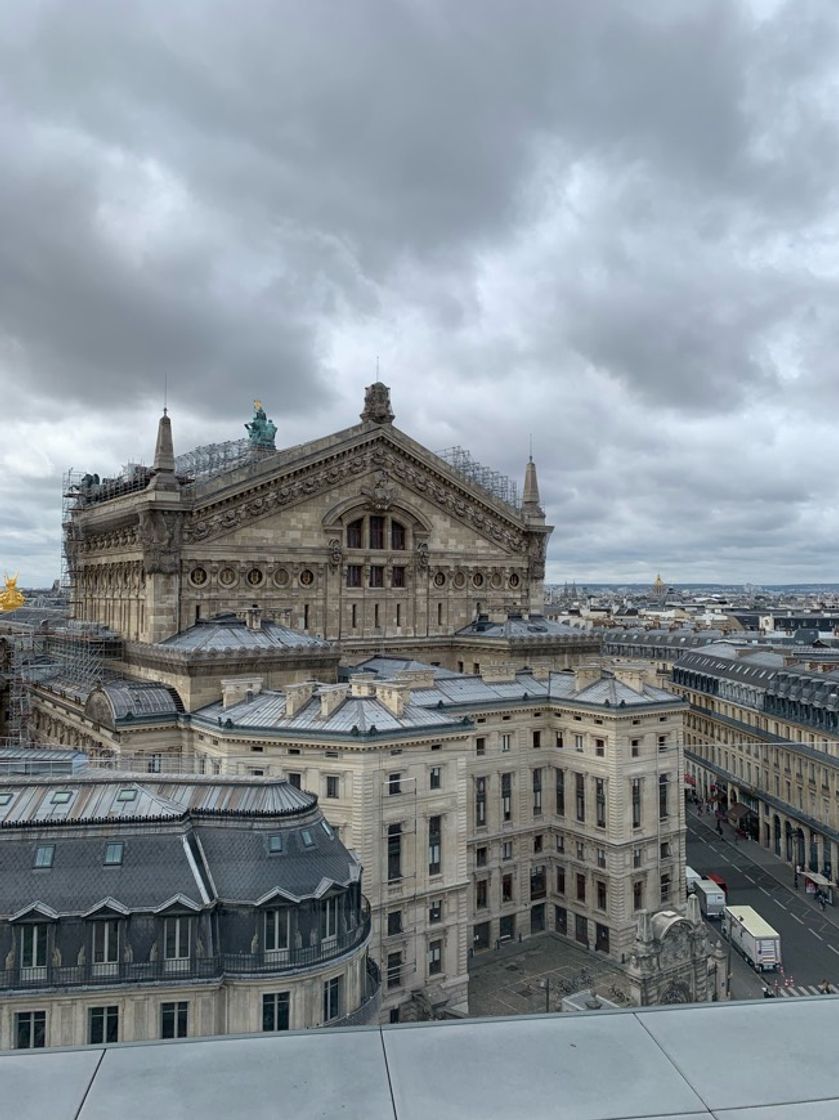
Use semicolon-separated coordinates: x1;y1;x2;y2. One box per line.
722;905;782;972
685;866;702;894
695;878;726;919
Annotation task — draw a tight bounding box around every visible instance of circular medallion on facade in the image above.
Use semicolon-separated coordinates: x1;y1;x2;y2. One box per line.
433;571;446;588
472;572;485;588
453;571;466;590
490;571;503;589
273;567;290;588
246;567;264;587
190;566;208;587
218;567;237;587
509;573;520;588
299;568;315;587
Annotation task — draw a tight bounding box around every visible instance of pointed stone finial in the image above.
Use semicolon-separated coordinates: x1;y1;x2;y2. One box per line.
148;410;180;491
522;456;543;516
361;382;394;424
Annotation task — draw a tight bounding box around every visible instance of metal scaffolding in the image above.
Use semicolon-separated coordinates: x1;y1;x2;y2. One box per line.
437;445;520;510
175;438;250;481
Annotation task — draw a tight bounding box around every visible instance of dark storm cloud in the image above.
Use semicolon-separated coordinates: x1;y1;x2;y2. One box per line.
3;0;839;584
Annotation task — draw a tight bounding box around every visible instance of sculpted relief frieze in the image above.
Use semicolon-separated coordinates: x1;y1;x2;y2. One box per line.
183;439;529;553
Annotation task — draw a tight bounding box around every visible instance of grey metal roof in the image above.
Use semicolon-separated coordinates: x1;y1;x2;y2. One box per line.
9;999;839;1119
195;692;463;734
160;613;330;652
554;676;682;707
100;680;184;718
455;614;590;639
351;657;461;679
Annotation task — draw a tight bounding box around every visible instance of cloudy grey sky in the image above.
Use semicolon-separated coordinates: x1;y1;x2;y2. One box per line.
2;0;839;587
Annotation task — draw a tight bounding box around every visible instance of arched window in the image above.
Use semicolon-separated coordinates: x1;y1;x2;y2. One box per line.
347;519;363;549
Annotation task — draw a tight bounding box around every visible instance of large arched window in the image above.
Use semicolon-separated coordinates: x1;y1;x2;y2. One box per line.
344;514;409;552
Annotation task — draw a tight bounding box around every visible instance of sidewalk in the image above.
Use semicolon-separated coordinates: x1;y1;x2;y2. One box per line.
687;804;839;933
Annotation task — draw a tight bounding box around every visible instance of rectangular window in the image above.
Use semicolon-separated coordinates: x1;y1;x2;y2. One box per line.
575;773;585;823
659;775;669;820
386;953;402;990
574;734;584;752
20;924;48;970
475;776;487;826
323;976;344;1020
326;775;339;799
92;919;120;968
555;834;565;853
533;833;543;854
476;845;488;868
502;840;513;861
595;738;605;757
388;772;402;795
262;992;290;1032
428;815;442;875
428;940;443;976
88;1005;118;1045
555;906;567;935
576;873;586;903
430;766;441;790
596;881;607;911
288;772;301;790
501;773;512;822
633;847;643;869
556;733;564;749
501;734;511;752
164;916;190;962
633;881;644;911
392;566;406;588
660;873;671;903
104;842;124;866
347;519;363;549
387;823;402;882
161;1001;188;1039
502;873;513;903
264;908;289;954
369;565;384;588
555;768;565;816
556;866;566;894
632;778;642;828
34;845;54;868
530;865;546;900
429;899;442;924
15;1010;46;1050
369;516;385;550
391;521;406;550
476;736;486;756
346;565;362;588
631;739;640;757
532;730;541;749
387;911;403;936
147;754;162;774
596;847;606;869
660;841;671;858
320;897;338;942
476;880;488;909
595;778;606;828
532;769;542;815
658;735;667;752
576;841;584;860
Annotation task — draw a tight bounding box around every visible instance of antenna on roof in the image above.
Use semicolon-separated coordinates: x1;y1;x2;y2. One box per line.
376;354;380;378
529;433;533;461
163;373;168;416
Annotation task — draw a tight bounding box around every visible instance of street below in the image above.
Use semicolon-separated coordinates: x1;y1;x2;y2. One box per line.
686;805;839;999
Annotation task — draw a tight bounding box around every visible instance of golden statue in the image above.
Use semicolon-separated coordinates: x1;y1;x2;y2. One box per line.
0;575;25;612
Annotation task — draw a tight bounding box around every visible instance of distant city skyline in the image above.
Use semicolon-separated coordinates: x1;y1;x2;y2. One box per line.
3;1;839;588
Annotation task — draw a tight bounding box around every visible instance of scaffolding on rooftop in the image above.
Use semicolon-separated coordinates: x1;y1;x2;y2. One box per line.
437;446;520;510
175;438;251;481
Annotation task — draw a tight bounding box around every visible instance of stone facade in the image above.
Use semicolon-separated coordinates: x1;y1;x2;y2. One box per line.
66;385;552;649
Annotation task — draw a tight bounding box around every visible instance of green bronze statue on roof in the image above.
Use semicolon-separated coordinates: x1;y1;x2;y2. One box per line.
245;399;277;449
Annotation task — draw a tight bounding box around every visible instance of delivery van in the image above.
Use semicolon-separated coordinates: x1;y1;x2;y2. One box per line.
722;905;782;971
695;878;726;919
685;866;702;894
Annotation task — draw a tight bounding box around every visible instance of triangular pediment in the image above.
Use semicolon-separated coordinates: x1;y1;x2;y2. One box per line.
184;426;531;555
82;897;131;918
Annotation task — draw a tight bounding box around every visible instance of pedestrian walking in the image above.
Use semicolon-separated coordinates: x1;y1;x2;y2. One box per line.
818;891;826;912
716;821;723;837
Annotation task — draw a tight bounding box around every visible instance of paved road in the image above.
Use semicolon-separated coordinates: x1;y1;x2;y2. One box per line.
686;807;839;999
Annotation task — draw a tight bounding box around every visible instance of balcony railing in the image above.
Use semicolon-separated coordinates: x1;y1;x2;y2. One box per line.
0;908;371;993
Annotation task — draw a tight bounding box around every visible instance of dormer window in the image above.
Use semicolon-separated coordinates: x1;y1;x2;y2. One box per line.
104;842;124;866
268;835;283;854
163;916;191;968
300;829;315;848
20;924;48;974
92;918;120;974
33;845;54;869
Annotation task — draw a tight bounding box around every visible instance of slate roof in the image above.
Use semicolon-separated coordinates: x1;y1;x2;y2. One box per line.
159;613;330;652
0;776;358;916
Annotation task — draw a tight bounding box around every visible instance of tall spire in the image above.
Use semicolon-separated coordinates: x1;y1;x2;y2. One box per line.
522;455;543;517
148;409;179;491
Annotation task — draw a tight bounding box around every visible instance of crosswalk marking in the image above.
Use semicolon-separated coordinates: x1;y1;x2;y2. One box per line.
777;984;828;997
